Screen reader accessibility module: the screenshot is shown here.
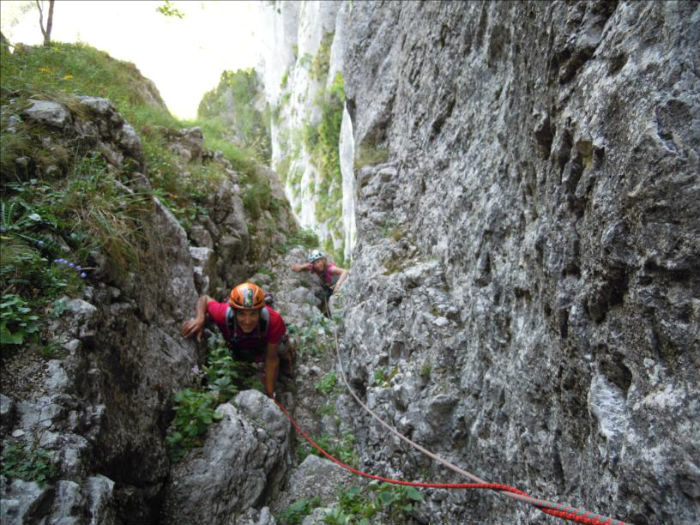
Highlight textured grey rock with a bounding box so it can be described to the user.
[272,454,355,515]
[160,392,290,525]
[338,2,700,524]
[23,99,72,128]
[0,478,52,525]
[238,506,277,525]
[0,394,14,434]
[190,245,215,295]
[1,95,201,523]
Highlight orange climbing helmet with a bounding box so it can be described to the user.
[229,282,266,310]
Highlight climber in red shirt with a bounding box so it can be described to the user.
[181,282,293,398]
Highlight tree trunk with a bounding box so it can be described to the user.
[36,0,55,48]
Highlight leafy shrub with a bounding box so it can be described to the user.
[0,293,39,345]
[277,496,322,525]
[203,342,260,401]
[297,431,358,468]
[324,482,423,525]
[166,335,260,462]
[165,388,221,462]
[1,442,57,485]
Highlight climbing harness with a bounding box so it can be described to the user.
[272,324,634,525]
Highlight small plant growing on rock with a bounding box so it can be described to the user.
[0,293,39,345]
[316,371,337,396]
[276,495,322,525]
[419,362,432,381]
[324,482,423,525]
[166,335,260,462]
[165,388,221,462]
[318,402,336,416]
[1,442,57,485]
[297,431,358,467]
[374,368,387,386]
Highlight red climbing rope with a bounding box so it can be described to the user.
[274,398,631,525]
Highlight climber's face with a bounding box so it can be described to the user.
[312,257,327,273]
[235,309,261,333]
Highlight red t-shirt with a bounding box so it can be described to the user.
[207,302,285,356]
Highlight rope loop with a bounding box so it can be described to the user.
[273,316,633,525]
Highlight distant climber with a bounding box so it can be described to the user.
[181,282,294,398]
[291,249,349,316]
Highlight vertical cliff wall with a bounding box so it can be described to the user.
[339,2,699,524]
[260,1,355,261]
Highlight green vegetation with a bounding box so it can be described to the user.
[311,32,334,81]
[374,366,398,387]
[1,41,172,114]
[166,387,222,463]
[316,371,338,395]
[420,361,432,381]
[1,40,284,351]
[1,442,58,485]
[287,309,335,358]
[354,143,390,171]
[0,293,40,345]
[296,431,358,467]
[324,482,423,525]
[274,227,320,255]
[373,368,387,385]
[318,402,336,416]
[380,218,397,237]
[254,265,276,283]
[275,31,346,264]
[0,152,149,350]
[156,0,185,19]
[166,335,260,462]
[304,72,345,262]
[299,52,313,69]
[183,116,284,224]
[1,150,151,353]
[277,496,322,525]
[197,68,271,164]
[0,42,170,306]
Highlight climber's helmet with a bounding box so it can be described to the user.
[307,250,326,264]
[229,282,265,310]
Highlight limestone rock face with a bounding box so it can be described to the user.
[339,2,699,525]
[271,454,355,516]
[0,93,263,524]
[160,391,290,525]
[0,84,321,522]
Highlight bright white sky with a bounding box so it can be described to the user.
[1,0,268,119]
